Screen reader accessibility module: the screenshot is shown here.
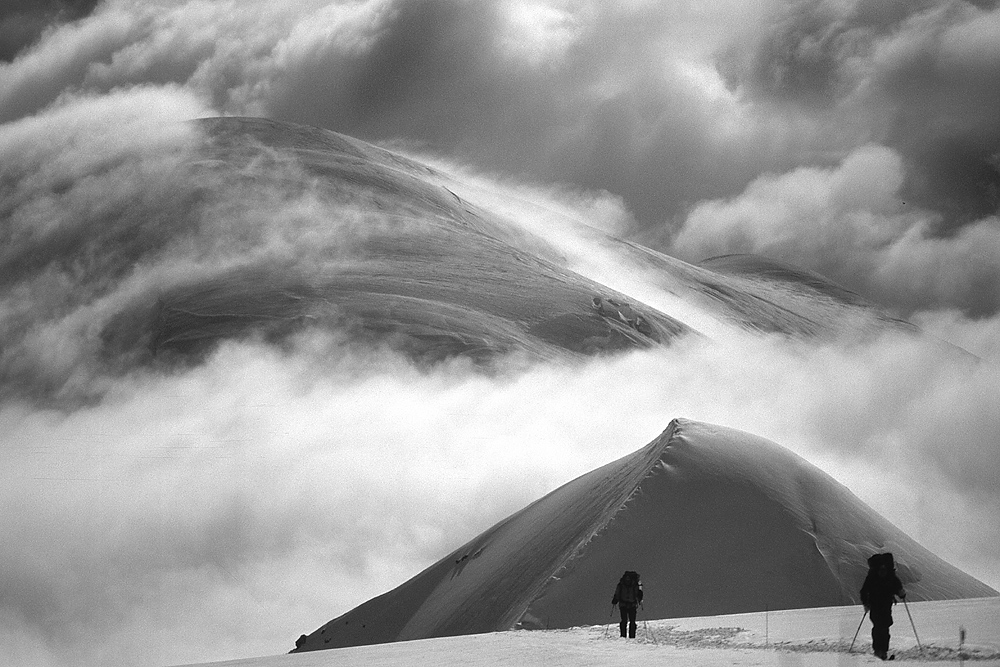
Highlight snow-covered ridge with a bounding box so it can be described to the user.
[4,115,960,406]
[294,419,996,653]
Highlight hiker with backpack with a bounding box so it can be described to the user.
[860,552,906,660]
[611,570,643,638]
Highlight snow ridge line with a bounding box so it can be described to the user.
[515,420,681,621]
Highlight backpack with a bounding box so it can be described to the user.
[867,552,895,571]
[618,571,642,604]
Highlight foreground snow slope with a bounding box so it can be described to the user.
[293,419,995,652]
[176,597,1000,666]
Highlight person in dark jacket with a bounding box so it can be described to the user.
[860,553,906,660]
[611,570,643,638]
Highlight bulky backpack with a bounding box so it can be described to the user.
[619,571,642,603]
[867,552,895,571]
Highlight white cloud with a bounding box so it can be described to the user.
[673,144,1000,316]
[497,0,582,68]
[3,315,999,665]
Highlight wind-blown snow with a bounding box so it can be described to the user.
[4,115,931,406]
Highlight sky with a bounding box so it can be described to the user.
[0,1,999,666]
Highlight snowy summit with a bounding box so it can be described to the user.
[293,419,996,652]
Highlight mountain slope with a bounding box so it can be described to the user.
[102,116,691,369]
[3,115,955,404]
[294,418,996,652]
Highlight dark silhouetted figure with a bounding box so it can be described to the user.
[860,552,906,660]
[611,570,643,638]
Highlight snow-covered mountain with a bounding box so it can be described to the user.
[294,419,996,652]
[18,115,938,405]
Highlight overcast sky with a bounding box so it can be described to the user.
[1,2,999,666]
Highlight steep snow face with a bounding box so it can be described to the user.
[100,117,690,376]
[521,420,996,627]
[295,419,996,652]
[294,423,668,650]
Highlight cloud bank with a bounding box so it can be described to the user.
[673,143,1000,317]
[2,325,998,666]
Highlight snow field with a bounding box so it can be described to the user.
[175,597,1000,666]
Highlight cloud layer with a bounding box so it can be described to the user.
[3,324,998,665]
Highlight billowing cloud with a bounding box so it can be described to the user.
[673,143,1000,317]
[3,0,994,315]
[0,0,802,228]
[0,0,101,62]
[0,86,214,401]
[719,0,1000,226]
[3,320,999,665]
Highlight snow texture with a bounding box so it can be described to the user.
[175,597,1000,666]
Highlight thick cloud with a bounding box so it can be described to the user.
[3,318,999,665]
[0,0,802,229]
[0,0,100,62]
[2,0,996,307]
[3,0,995,316]
[719,0,1000,226]
[673,143,1000,317]
[0,86,213,401]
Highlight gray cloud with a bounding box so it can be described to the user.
[5,0,996,318]
[0,87,213,401]
[0,0,100,62]
[719,0,1000,228]
[0,1,796,227]
[672,143,1000,317]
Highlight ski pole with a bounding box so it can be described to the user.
[902,597,922,651]
[849,610,868,653]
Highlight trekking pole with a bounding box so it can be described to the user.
[902,598,922,652]
[849,610,868,653]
